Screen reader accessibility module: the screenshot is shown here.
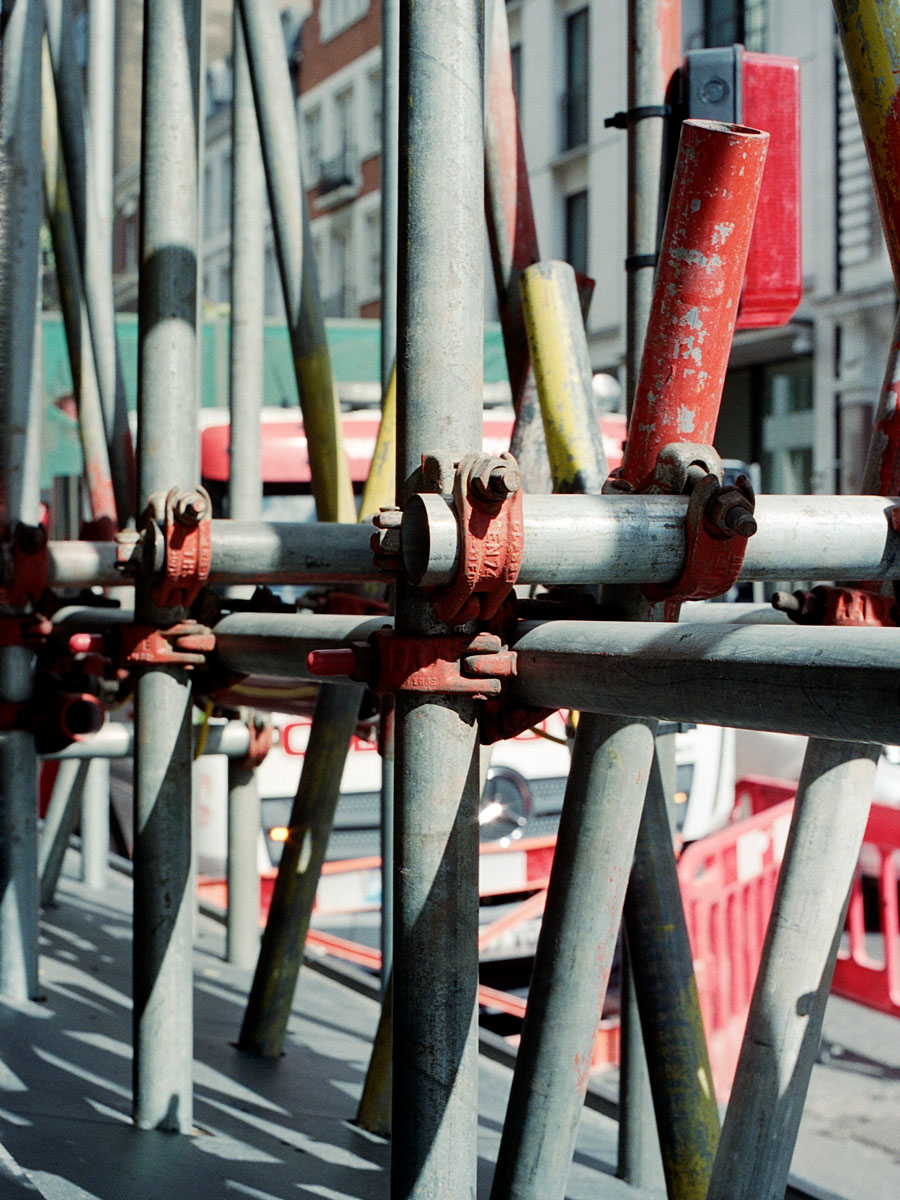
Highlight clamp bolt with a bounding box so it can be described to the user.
[174,491,210,525]
[471,454,522,501]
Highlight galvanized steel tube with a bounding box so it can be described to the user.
[228,15,264,527]
[41,43,117,530]
[497,621,900,744]
[132,0,202,1134]
[519,261,608,493]
[490,717,656,1199]
[380,0,400,389]
[833,0,900,292]
[621,119,768,488]
[45,0,133,524]
[707,740,880,1200]
[0,0,43,1005]
[80,758,109,889]
[405,492,900,586]
[236,0,354,524]
[226,756,261,971]
[393,0,485,1193]
[38,759,89,907]
[623,755,719,1199]
[484,0,549,491]
[238,683,363,1055]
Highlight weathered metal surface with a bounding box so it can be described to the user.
[238,682,363,1056]
[484,0,550,492]
[490,716,657,1199]
[236,0,355,524]
[392,0,484,1194]
[708,741,880,1200]
[519,262,608,494]
[623,754,719,1200]
[41,43,117,533]
[620,119,768,488]
[833,0,900,290]
[228,14,265,528]
[44,0,134,524]
[132,0,202,1134]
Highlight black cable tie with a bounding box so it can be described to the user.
[625,253,659,272]
[604,104,671,130]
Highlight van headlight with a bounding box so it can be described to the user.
[479,767,533,842]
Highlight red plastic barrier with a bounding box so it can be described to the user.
[833,803,900,1018]
[678,798,793,1099]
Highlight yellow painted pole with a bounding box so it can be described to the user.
[519,260,608,493]
[833,0,900,288]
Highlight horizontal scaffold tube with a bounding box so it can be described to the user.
[499,621,900,744]
[33,493,900,590]
[39,520,380,588]
[211,612,900,744]
[404,492,900,586]
[41,720,254,760]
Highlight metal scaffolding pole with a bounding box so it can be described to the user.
[80,758,109,890]
[224,10,265,972]
[391,0,484,1193]
[0,0,44,1004]
[484,0,550,491]
[32,491,900,591]
[41,40,118,532]
[490,717,656,1199]
[237,682,363,1054]
[707,15,900,1188]
[38,759,89,907]
[236,0,355,525]
[132,0,202,1133]
[707,742,880,1200]
[45,0,134,524]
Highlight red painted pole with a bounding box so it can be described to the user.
[621,120,769,490]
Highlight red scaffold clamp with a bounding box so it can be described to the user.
[149,488,213,611]
[642,471,757,608]
[428,452,525,625]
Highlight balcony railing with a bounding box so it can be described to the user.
[559,85,588,152]
[317,144,357,196]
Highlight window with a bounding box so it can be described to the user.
[368,70,383,155]
[319,0,369,44]
[335,87,355,155]
[704,1,767,52]
[561,8,589,150]
[510,43,523,105]
[304,107,322,185]
[364,209,381,301]
[565,190,588,277]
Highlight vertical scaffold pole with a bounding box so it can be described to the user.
[0,0,44,1004]
[489,717,656,1200]
[620,8,682,1179]
[236,0,355,525]
[392,0,484,1195]
[491,250,654,1200]
[707,742,879,1200]
[132,0,202,1133]
[45,0,134,525]
[709,12,900,1191]
[225,11,265,972]
[484,0,551,491]
[614,115,767,1200]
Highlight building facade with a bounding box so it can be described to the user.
[510,0,894,495]
[111,1,896,497]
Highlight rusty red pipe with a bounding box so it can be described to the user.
[621,119,769,490]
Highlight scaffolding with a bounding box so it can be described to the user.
[1,1,899,1198]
